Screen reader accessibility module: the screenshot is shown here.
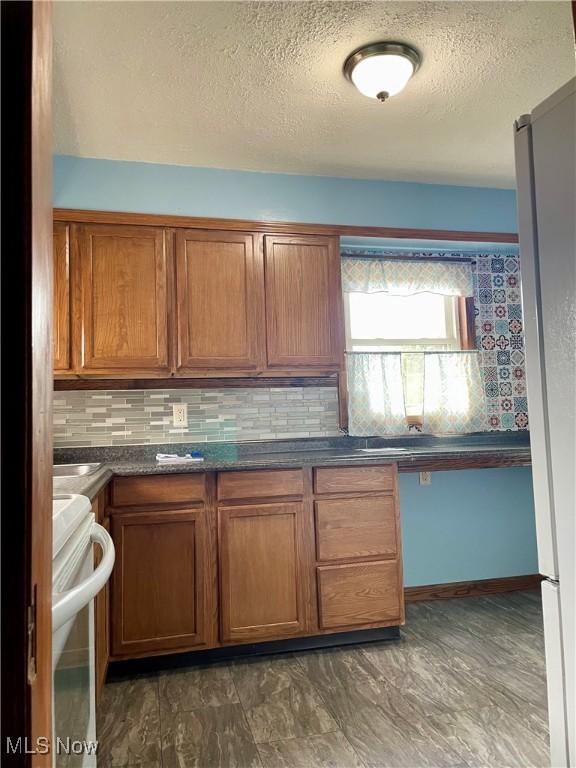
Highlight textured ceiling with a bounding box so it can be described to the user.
[54,1,575,187]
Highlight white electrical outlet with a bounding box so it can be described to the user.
[172,403,188,427]
[419,471,432,486]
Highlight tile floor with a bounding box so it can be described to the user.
[97,591,548,768]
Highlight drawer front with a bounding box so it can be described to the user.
[315,497,397,562]
[317,561,401,630]
[218,469,304,501]
[314,465,395,495]
[111,473,206,507]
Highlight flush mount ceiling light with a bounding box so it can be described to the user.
[344,42,421,102]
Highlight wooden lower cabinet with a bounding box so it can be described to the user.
[110,507,213,657]
[106,464,403,661]
[313,464,404,633]
[218,502,310,643]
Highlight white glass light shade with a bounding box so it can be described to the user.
[351,54,415,99]
[344,43,421,102]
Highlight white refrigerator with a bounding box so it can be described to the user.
[514,77,575,768]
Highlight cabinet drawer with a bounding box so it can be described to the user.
[317,561,401,630]
[314,465,395,495]
[315,497,397,562]
[111,474,206,507]
[218,469,304,501]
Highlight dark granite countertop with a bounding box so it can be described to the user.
[53,433,531,501]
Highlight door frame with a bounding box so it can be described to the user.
[1,1,53,764]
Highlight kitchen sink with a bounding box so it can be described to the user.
[53,463,102,478]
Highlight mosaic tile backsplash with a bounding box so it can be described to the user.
[53,387,341,447]
[473,253,528,431]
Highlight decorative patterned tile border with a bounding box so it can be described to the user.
[473,253,528,431]
[53,386,341,447]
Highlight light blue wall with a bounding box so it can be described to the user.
[53,154,536,586]
[400,467,537,586]
[54,155,517,232]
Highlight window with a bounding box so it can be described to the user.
[345,292,461,349]
[345,291,472,420]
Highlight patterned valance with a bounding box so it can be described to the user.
[341,256,474,297]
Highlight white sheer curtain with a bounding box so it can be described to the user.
[346,353,408,436]
[423,352,487,433]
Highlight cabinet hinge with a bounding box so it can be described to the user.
[27,586,37,683]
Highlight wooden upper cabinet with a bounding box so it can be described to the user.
[53,222,71,373]
[175,230,264,373]
[73,224,170,375]
[264,235,343,369]
[55,218,346,379]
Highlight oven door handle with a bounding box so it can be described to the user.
[52,523,115,631]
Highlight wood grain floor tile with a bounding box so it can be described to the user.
[97,762,161,768]
[96,676,161,767]
[339,704,467,768]
[365,647,494,718]
[490,631,546,671]
[430,705,549,768]
[159,663,239,712]
[297,645,423,724]
[485,590,543,616]
[429,628,522,671]
[231,655,338,744]
[470,660,548,710]
[257,731,364,768]
[476,593,543,631]
[464,662,549,741]
[425,597,536,637]
[98,593,549,768]
[161,703,262,768]
[363,628,517,679]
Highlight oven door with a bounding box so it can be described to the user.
[52,520,114,767]
[53,546,96,767]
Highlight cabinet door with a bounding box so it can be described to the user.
[53,222,71,373]
[264,235,343,368]
[175,229,264,372]
[219,502,309,643]
[73,224,170,375]
[111,508,211,657]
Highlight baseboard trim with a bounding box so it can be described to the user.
[404,574,543,602]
